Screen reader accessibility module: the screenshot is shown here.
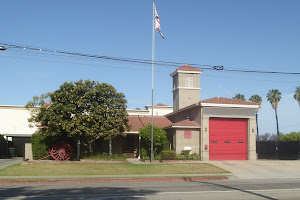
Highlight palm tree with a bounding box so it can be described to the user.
[249,95,262,138]
[266,89,282,140]
[232,94,246,101]
[294,86,300,106]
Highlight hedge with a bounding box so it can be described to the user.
[161,150,176,160]
[31,132,49,160]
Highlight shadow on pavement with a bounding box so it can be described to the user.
[0,185,157,200]
[185,179,278,200]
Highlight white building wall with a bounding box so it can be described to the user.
[128,106,173,116]
[0,104,173,137]
[0,106,37,137]
[145,106,173,116]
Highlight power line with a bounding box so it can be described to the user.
[1,53,299,85]
[1,41,300,75]
[1,42,212,69]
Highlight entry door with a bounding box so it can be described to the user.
[209,118,247,160]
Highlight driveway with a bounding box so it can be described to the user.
[0,157,23,170]
[208,160,300,180]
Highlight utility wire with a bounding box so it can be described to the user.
[1,41,300,75]
[1,53,299,84]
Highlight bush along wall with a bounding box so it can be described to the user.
[31,131,76,160]
[139,125,170,160]
[161,151,176,160]
[31,132,49,160]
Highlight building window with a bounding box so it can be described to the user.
[173,76,178,89]
[185,77,193,88]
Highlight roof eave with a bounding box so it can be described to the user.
[164,126,200,129]
[200,103,260,109]
[165,103,199,117]
[170,70,202,77]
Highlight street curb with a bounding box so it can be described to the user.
[0,176,228,185]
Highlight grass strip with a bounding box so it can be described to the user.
[0,162,229,176]
[0,176,229,182]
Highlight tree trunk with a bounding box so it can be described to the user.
[275,108,280,140]
[81,139,94,156]
[109,139,112,155]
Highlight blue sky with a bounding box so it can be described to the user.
[1,0,300,134]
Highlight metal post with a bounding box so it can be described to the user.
[150,0,155,163]
[77,139,81,161]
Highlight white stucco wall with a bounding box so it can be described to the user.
[128,106,173,116]
[145,106,173,116]
[0,106,37,137]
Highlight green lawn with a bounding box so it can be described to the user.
[0,162,229,176]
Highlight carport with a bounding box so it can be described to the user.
[1,134,31,157]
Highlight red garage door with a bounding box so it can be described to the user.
[209,118,248,160]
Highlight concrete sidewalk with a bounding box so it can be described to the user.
[208,160,300,179]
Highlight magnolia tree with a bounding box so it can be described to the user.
[26,80,130,154]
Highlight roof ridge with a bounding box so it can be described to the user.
[200,96,260,105]
[128,115,166,118]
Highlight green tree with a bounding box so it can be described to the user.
[294,86,300,106]
[279,132,300,142]
[232,94,246,101]
[249,94,262,137]
[249,94,262,104]
[139,125,169,159]
[266,89,282,140]
[26,80,130,154]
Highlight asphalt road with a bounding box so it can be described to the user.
[1,178,300,200]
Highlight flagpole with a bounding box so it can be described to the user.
[150,0,155,163]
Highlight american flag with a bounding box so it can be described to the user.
[155,3,165,39]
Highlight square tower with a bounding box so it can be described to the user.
[170,64,202,111]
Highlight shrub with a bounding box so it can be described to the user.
[176,153,201,160]
[175,154,185,160]
[188,153,201,160]
[140,147,148,160]
[181,150,191,156]
[31,131,49,160]
[161,150,176,160]
[82,153,127,160]
[162,142,170,151]
[139,125,169,157]
[0,134,7,157]
[31,130,76,160]
[154,154,162,160]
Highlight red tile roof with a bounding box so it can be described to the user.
[166,119,200,128]
[200,97,260,106]
[128,115,172,132]
[177,64,203,72]
[155,103,167,106]
[166,97,260,117]
[170,64,203,76]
